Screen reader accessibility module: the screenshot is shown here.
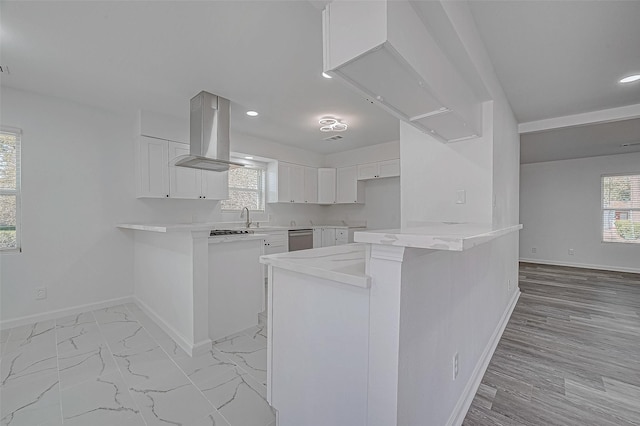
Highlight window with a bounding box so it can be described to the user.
[0,128,21,251]
[602,173,640,243]
[220,163,266,211]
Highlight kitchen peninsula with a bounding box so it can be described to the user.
[117,222,267,356]
[261,222,522,426]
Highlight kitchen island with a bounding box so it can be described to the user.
[117,223,266,356]
[260,222,522,426]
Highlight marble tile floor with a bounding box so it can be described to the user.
[0,303,275,426]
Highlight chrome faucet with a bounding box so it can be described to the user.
[240,207,252,228]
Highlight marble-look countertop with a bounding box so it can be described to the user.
[260,244,370,288]
[116,222,365,233]
[208,233,267,244]
[354,222,523,251]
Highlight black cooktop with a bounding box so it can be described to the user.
[210,229,252,236]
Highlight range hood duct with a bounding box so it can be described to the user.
[173,91,244,172]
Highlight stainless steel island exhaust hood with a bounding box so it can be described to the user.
[173,91,244,172]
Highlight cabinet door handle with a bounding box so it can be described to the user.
[166,194,169,197]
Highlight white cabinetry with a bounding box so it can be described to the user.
[268,162,317,203]
[357,159,400,180]
[168,142,228,199]
[304,167,318,203]
[262,230,289,276]
[313,227,348,248]
[317,168,337,204]
[336,166,364,204]
[137,136,170,198]
[263,230,288,255]
[335,229,348,245]
[136,137,227,199]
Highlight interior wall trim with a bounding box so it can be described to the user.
[446,289,521,426]
[519,258,640,275]
[0,295,134,330]
[133,296,212,357]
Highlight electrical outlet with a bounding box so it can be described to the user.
[456,190,466,205]
[568,248,575,256]
[35,287,47,300]
[531,247,537,254]
[453,352,459,380]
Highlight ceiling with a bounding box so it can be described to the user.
[469,0,640,163]
[1,1,639,161]
[0,1,399,154]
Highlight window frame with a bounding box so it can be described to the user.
[220,160,267,213]
[0,127,22,253]
[601,172,640,244]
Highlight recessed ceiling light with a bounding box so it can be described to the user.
[246,111,259,117]
[244,156,254,160]
[619,74,640,84]
[322,72,332,79]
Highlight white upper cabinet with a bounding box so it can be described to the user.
[304,167,318,203]
[322,1,481,142]
[169,142,202,199]
[137,136,169,198]
[317,168,337,204]
[336,166,364,204]
[357,159,400,180]
[268,161,313,203]
[170,142,229,200]
[201,170,229,200]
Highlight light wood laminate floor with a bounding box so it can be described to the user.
[464,263,640,426]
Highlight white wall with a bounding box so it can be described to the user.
[0,88,139,323]
[400,106,493,227]
[325,177,400,230]
[520,152,640,273]
[324,140,401,230]
[324,140,399,168]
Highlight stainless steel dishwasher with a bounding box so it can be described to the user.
[288,229,313,251]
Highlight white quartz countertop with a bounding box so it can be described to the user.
[208,233,267,244]
[116,222,365,233]
[260,244,370,288]
[354,223,522,251]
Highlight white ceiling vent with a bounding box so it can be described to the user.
[0,65,10,74]
[323,134,344,141]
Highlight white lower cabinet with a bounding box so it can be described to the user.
[263,230,289,274]
[314,227,346,248]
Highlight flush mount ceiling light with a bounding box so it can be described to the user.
[619,74,640,84]
[322,72,332,79]
[319,117,348,132]
[246,111,259,117]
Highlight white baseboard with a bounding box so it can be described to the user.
[446,289,521,426]
[133,296,212,357]
[519,258,640,274]
[0,296,134,330]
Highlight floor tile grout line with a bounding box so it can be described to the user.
[122,302,233,426]
[53,318,65,425]
[91,307,149,426]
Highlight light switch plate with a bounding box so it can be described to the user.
[456,190,466,204]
